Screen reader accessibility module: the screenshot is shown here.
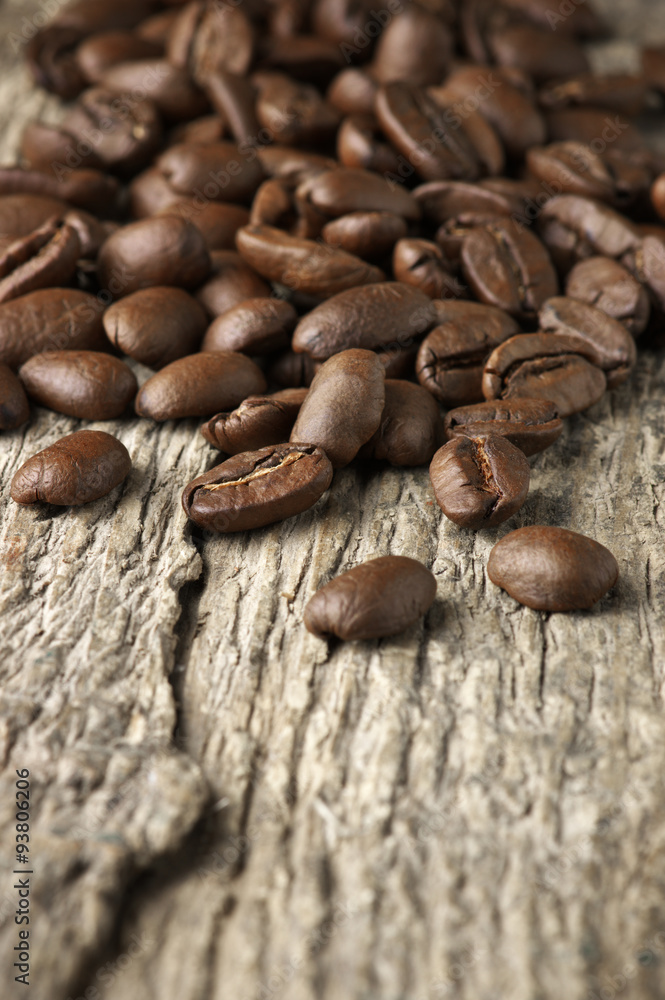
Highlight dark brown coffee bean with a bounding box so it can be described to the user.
[63,209,113,260]
[235,225,384,299]
[482,332,607,417]
[392,239,466,299]
[135,351,267,421]
[425,85,506,178]
[99,60,208,122]
[0,364,30,431]
[290,348,385,468]
[75,30,163,84]
[196,250,271,318]
[312,0,383,47]
[370,7,453,87]
[538,296,636,388]
[633,235,665,313]
[201,388,308,454]
[461,218,558,321]
[157,199,249,251]
[487,22,589,82]
[336,115,402,176]
[170,114,227,147]
[538,195,642,274]
[303,167,421,221]
[202,298,297,356]
[444,399,563,457]
[545,108,645,154]
[253,71,340,148]
[156,143,264,205]
[526,142,646,208]
[19,121,104,173]
[182,4,255,86]
[25,25,88,100]
[256,146,337,180]
[250,177,301,232]
[487,526,619,611]
[538,74,648,116]
[565,257,650,337]
[62,88,163,176]
[416,301,520,407]
[0,219,80,305]
[19,351,137,420]
[430,434,530,530]
[0,289,106,370]
[0,195,71,246]
[129,168,181,219]
[322,212,407,260]
[327,69,377,117]
[203,71,260,147]
[97,217,211,298]
[268,349,319,388]
[258,36,345,88]
[0,167,120,217]
[292,282,437,360]
[359,380,441,467]
[103,287,208,370]
[182,442,333,532]
[652,173,665,222]
[11,429,131,506]
[414,179,520,227]
[303,556,437,641]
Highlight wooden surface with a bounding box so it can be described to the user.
[2,3,665,999]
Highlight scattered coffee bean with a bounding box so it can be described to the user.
[19,351,137,420]
[196,250,271,318]
[393,238,465,299]
[444,399,563,457]
[359,380,442,467]
[201,388,308,454]
[321,212,407,260]
[565,257,650,337]
[487,525,619,611]
[0,288,107,370]
[538,296,636,388]
[303,556,437,640]
[201,298,297,356]
[104,287,208,369]
[0,363,30,430]
[0,218,80,305]
[98,216,211,297]
[136,351,267,421]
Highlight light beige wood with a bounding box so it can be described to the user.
[1,4,665,999]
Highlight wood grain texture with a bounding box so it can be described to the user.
[1,3,665,999]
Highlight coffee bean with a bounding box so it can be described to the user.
[416,301,520,407]
[538,73,648,117]
[182,442,333,532]
[0,167,120,217]
[538,195,641,273]
[0,289,107,370]
[201,298,297,356]
[393,239,466,299]
[255,36,344,88]
[268,349,319,389]
[201,388,308,454]
[25,25,87,100]
[336,115,401,176]
[413,179,520,227]
[0,363,30,430]
[359,380,442,467]
[538,296,636,388]
[196,250,271,318]
[136,351,267,421]
[255,70,340,146]
[292,282,437,360]
[430,434,530,530]
[461,218,558,320]
[482,332,607,417]
[545,107,645,154]
[19,121,104,173]
[11,429,131,506]
[129,168,182,219]
[19,350,137,420]
[565,257,650,337]
[425,84,506,177]
[444,399,563,457]
[632,235,665,313]
[63,87,163,176]
[328,69,378,117]
[303,556,437,640]
[156,143,265,205]
[170,114,226,147]
[99,60,208,122]
[204,71,260,147]
[487,22,589,82]
[188,5,255,85]
[75,30,163,84]
[0,195,70,246]
[104,287,208,369]
[321,212,407,260]
[98,216,211,298]
[487,525,619,611]
[256,146,337,180]
[0,219,80,305]
[526,142,645,207]
[370,6,453,87]
[235,224,385,298]
[290,348,385,468]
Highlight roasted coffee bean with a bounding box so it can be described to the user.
[538,195,642,274]
[303,167,420,221]
[0,195,71,247]
[258,36,345,87]
[444,399,563,457]
[429,434,530,530]
[359,380,441,467]
[201,388,308,453]
[526,142,646,207]
[392,239,466,299]
[268,349,319,388]
[235,225,384,298]
[0,289,106,370]
[322,212,407,260]
[487,525,619,611]
[250,177,302,232]
[0,219,80,305]
[375,82,488,183]
[482,332,607,417]
[546,109,647,159]
[336,115,401,176]
[425,85,506,178]
[487,21,589,82]
[416,301,520,407]
[98,217,211,298]
[202,298,297,356]
[99,61,208,122]
[196,250,271,317]
[461,218,558,320]
[19,351,137,420]
[254,71,340,148]
[170,114,227,147]
[0,363,30,431]
[632,235,665,313]
[129,168,182,219]
[413,180,520,227]
[63,88,163,177]
[538,73,648,116]
[11,429,131,506]
[137,8,182,45]
[256,146,337,180]
[19,121,104,173]
[25,25,87,100]
[327,68,377,116]
[303,556,437,641]
[499,0,604,37]
[290,349,385,468]
[565,257,650,337]
[135,351,267,421]
[179,4,255,86]
[182,442,333,532]
[157,199,249,251]
[63,209,113,260]
[652,172,665,221]
[538,296,636,388]
[75,30,163,84]
[292,282,436,360]
[0,167,120,217]
[156,143,264,205]
[204,71,260,147]
[104,288,208,370]
[370,7,453,87]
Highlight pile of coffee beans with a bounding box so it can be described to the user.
[4,0,665,631]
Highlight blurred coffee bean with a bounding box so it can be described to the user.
[75,30,163,83]
[62,88,163,176]
[137,8,182,46]
[370,7,453,87]
[173,3,255,85]
[202,298,297,355]
[322,212,407,260]
[538,296,636,388]
[487,21,589,82]
[170,114,227,146]
[201,387,308,453]
[0,196,71,246]
[104,287,208,369]
[253,71,340,147]
[336,115,402,175]
[538,195,642,273]
[196,250,271,317]
[0,288,106,369]
[327,68,377,116]
[19,350,137,420]
[393,239,465,299]
[303,167,420,221]
[19,121,104,173]
[538,74,648,116]
[643,46,665,94]
[0,363,30,430]
[545,108,645,154]
[158,199,249,251]
[414,179,521,228]
[526,142,647,207]
[136,351,267,421]
[98,216,211,297]
[258,36,345,87]
[0,167,120,217]
[256,146,337,180]
[204,72,260,147]
[444,399,563,457]
[99,60,209,122]
[359,380,442,467]
[0,219,80,305]
[156,142,265,204]
[268,349,319,388]
[565,257,650,337]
